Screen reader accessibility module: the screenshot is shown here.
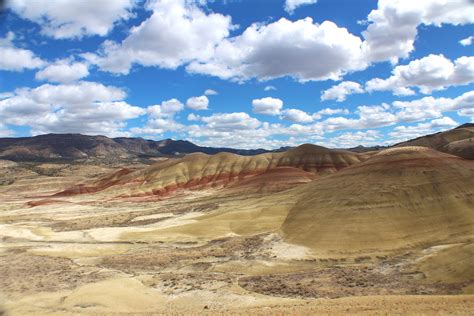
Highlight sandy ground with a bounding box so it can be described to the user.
[1,162,473,315]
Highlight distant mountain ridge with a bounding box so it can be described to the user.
[0,123,473,162]
[0,133,283,162]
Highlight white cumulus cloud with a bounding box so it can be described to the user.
[389,117,458,142]
[0,82,144,136]
[459,36,473,46]
[318,108,350,116]
[284,0,318,14]
[133,99,185,136]
[186,95,209,110]
[325,130,381,148]
[281,109,314,123]
[362,0,474,64]
[321,81,364,102]
[8,0,136,39]
[0,32,45,71]
[252,97,284,115]
[87,0,233,74]
[204,89,218,95]
[200,112,261,131]
[187,18,366,82]
[147,99,184,118]
[366,55,474,95]
[35,59,89,83]
[324,104,397,131]
[264,85,277,91]
[366,54,474,95]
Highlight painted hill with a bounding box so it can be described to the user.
[55,144,369,197]
[113,145,474,260]
[394,123,474,159]
[280,146,474,253]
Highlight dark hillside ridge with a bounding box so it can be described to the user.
[0,134,283,162]
[393,123,474,160]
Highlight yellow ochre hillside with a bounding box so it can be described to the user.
[281,146,474,253]
[57,144,370,197]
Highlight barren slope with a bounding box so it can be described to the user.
[56,144,368,197]
[281,147,474,253]
[2,146,474,315]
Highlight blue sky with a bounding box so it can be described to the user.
[0,0,473,149]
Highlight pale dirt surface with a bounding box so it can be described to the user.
[1,159,473,315]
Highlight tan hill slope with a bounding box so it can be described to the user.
[280,146,474,253]
[55,144,369,197]
[119,146,474,260]
[395,123,474,159]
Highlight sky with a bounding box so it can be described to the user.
[0,0,473,149]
